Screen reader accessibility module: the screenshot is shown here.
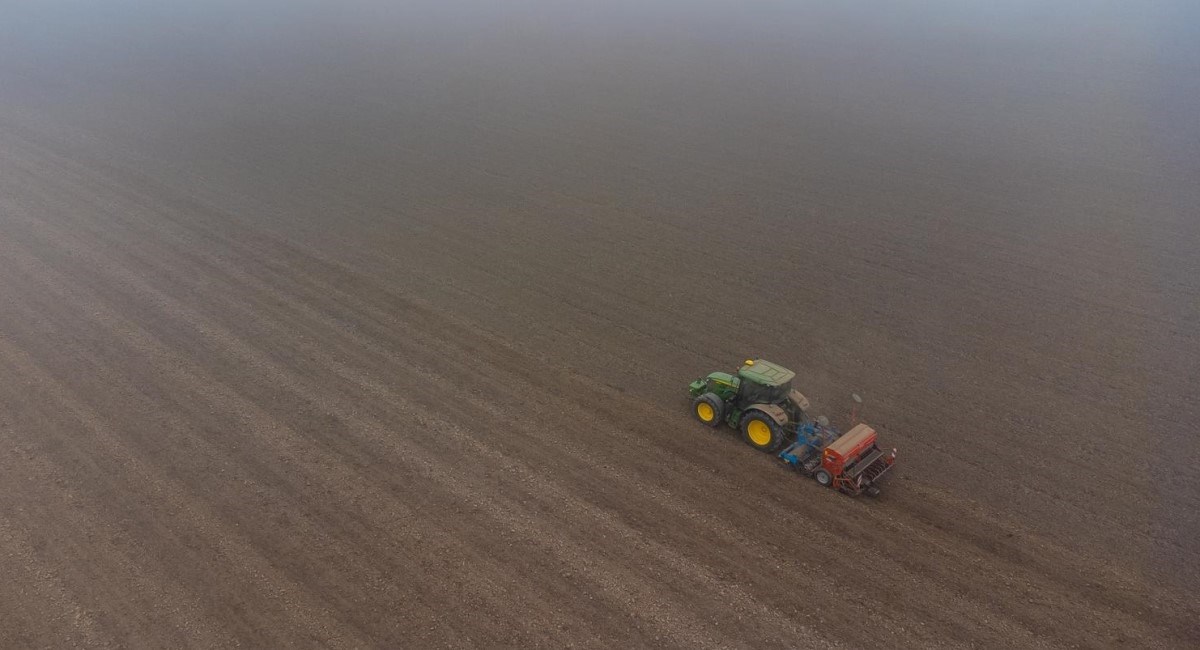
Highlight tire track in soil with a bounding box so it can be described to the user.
[0,241,650,646]
[1,175,834,647]
[3,11,1200,643]
[4,142,1195,647]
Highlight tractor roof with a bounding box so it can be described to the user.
[737,359,795,386]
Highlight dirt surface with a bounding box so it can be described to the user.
[2,1,1198,647]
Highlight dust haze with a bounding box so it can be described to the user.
[2,0,1198,646]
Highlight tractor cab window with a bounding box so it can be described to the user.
[738,380,791,406]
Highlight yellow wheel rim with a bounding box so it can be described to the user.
[746,419,772,447]
[696,402,715,422]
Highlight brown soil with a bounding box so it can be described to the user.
[1,2,1197,647]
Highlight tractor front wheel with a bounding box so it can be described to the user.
[692,393,724,427]
[740,411,786,453]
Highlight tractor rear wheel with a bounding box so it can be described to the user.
[692,393,724,427]
[740,411,786,453]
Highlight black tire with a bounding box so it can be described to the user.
[691,393,724,427]
[814,469,833,487]
[739,411,786,453]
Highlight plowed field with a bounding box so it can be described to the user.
[2,2,1198,647]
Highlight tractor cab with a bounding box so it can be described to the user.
[737,360,811,417]
[736,360,793,405]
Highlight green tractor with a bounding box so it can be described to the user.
[687,359,812,453]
